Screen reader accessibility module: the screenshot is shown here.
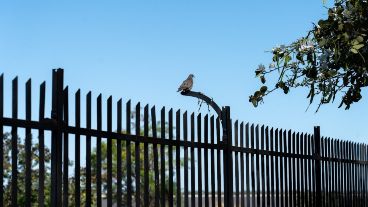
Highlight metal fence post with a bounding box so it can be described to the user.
[223,106,233,207]
[51,69,64,207]
[314,126,322,206]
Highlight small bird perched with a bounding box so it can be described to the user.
[177,74,194,92]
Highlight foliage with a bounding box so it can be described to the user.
[2,133,52,207]
[250,0,368,110]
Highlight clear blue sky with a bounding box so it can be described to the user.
[1,0,366,144]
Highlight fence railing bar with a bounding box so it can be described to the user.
[62,87,69,207]
[38,81,46,207]
[279,130,284,207]
[135,102,141,207]
[234,120,239,207]
[250,124,255,207]
[96,94,102,207]
[86,92,92,207]
[216,117,222,207]
[144,105,150,207]
[284,130,289,207]
[107,96,113,207]
[210,116,215,207]
[176,110,181,207]
[303,133,308,207]
[151,106,160,207]
[261,125,265,207]
[183,111,189,207]
[197,113,203,207]
[11,77,18,207]
[265,126,270,207]
[126,100,132,207]
[168,109,174,207]
[299,133,304,207]
[0,74,3,207]
[190,113,195,207]
[292,132,296,207]
[25,79,32,207]
[240,122,245,207]
[288,131,293,207]
[274,128,279,207]
[245,123,250,207]
[75,90,81,207]
[116,99,123,207]
[160,107,166,207]
[204,114,209,207]
[255,125,261,207]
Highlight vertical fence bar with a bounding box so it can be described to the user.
[183,112,189,207]
[274,129,279,207]
[107,96,113,207]
[0,74,3,207]
[284,130,289,207]
[288,131,293,207]
[204,115,209,207]
[245,123,250,207]
[96,95,102,207]
[144,105,150,207]
[38,82,46,207]
[280,130,284,207]
[25,79,32,207]
[197,113,203,207]
[299,133,304,206]
[210,116,215,207]
[261,125,265,207]
[295,133,300,207]
[240,122,245,207]
[168,109,174,207]
[75,90,81,207]
[126,100,132,207]
[255,125,261,207]
[152,106,160,207]
[135,102,141,207]
[250,124,256,207]
[86,92,92,207]
[266,126,270,207]
[223,106,233,207]
[51,69,63,207]
[216,117,222,207]
[292,133,296,207]
[116,99,122,207]
[176,110,181,207]
[304,134,308,207]
[235,121,239,207]
[314,126,322,206]
[190,113,195,207]
[62,87,69,207]
[11,77,18,207]
[160,107,166,207]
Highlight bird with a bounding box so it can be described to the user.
[177,74,194,92]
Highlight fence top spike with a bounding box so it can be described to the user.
[234,120,238,125]
[12,76,18,82]
[183,110,187,116]
[40,81,46,88]
[144,104,149,110]
[161,106,165,113]
[265,126,268,131]
[250,123,254,128]
[126,99,131,105]
[26,78,31,85]
[270,127,273,132]
[117,98,122,104]
[176,109,180,114]
[75,89,81,95]
[63,86,68,92]
[151,105,156,111]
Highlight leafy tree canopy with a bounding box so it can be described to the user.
[250,0,368,111]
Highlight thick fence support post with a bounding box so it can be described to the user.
[51,69,64,207]
[314,126,322,206]
[223,106,233,207]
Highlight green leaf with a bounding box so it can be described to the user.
[350,48,358,54]
[353,44,364,50]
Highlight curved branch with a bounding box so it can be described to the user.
[180,90,222,119]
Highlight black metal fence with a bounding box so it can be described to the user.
[0,69,367,207]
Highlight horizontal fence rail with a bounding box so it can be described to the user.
[0,69,367,207]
